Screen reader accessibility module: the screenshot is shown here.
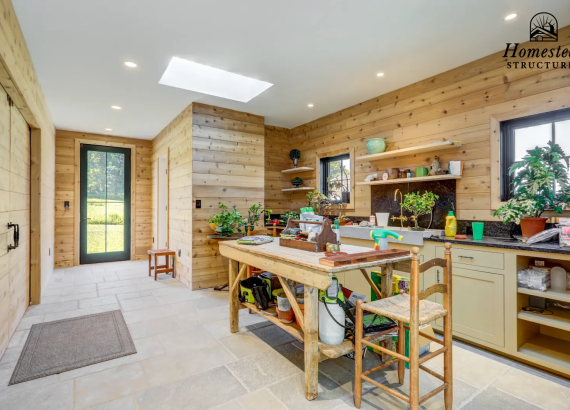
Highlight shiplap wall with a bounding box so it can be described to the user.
[191,103,265,290]
[264,125,291,214]
[152,105,193,288]
[289,25,570,220]
[54,130,152,267]
[0,0,55,358]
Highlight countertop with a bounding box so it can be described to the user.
[427,235,570,255]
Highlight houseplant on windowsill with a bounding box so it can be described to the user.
[306,190,331,215]
[401,191,439,231]
[494,141,570,238]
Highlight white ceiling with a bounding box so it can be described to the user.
[13,0,570,139]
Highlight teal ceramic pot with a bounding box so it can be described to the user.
[366,138,386,154]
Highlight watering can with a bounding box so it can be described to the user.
[370,229,404,251]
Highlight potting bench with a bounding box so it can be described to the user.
[218,240,412,401]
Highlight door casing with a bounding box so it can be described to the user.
[157,154,169,249]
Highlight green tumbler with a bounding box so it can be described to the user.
[472,222,484,241]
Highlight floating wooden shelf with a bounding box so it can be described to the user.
[281,187,316,192]
[518,306,570,332]
[518,334,570,372]
[356,175,461,186]
[242,302,354,358]
[357,141,462,161]
[518,287,570,304]
[281,167,314,174]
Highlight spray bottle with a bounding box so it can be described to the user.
[370,229,404,251]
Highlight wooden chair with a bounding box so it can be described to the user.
[148,249,176,281]
[354,243,453,410]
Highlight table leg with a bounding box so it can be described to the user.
[304,285,319,400]
[229,259,240,333]
[381,264,394,362]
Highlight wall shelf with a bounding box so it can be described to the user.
[356,141,462,161]
[356,174,461,186]
[518,287,570,304]
[281,167,314,174]
[282,187,315,192]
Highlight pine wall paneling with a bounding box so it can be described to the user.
[54,130,152,267]
[0,0,56,358]
[264,125,291,214]
[288,25,570,221]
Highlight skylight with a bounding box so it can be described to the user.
[159,57,273,103]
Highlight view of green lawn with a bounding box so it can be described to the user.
[87,199,124,254]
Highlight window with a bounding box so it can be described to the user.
[321,154,351,204]
[500,108,570,201]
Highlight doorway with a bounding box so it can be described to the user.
[79,144,131,264]
[157,154,168,249]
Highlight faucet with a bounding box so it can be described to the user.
[391,189,409,228]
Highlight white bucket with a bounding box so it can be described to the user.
[276,292,291,311]
[319,301,345,345]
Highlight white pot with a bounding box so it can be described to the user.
[319,301,345,345]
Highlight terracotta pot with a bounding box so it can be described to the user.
[277,307,294,324]
[295,303,305,328]
[208,223,218,233]
[338,219,348,226]
[520,217,548,238]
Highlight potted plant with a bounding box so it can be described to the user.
[494,141,570,238]
[306,190,330,215]
[207,204,244,237]
[292,177,303,187]
[401,191,439,231]
[244,203,263,233]
[280,210,299,224]
[290,149,301,168]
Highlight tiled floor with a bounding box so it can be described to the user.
[1,260,570,409]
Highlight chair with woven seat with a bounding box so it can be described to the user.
[354,243,453,410]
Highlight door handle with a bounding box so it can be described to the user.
[7,222,19,252]
[458,255,474,259]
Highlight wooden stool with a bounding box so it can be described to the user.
[148,249,176,281]
[354,243,453,410]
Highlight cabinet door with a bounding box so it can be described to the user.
[434,267,504,347]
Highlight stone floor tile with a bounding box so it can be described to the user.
[78,295,119,309]
[158,325,218,353]
[97,278,144,290]
[0,379,73,410]
[122,304,176,325]
[151,286,195,297]
[493,367,570,410]
[119,295,161,312]
[462,387,543,410]
[117,290,152,300]
[219,331,273,359]
[141,344,235,386]
[187,291,228,309]
[127,316,181,340]
[227,348,303,392]
[155,290,202,304]
[98,284,142,297]
[87,395,138,410]
[136,366,246,410]
[59,291,98,302]
[236,388,288,410]
[41,288,63,297]
[38,295,62,304]
[210,399,244,410]
[15,315,44,331]
[23,300,78,318]
[424,342,508,389]
[7,329,28,348]
[43,304,120,322]
[73,275,106,285]
[269,373,350,410]
[249,323,297,348]
[60,284,97,296]
[0,345,25,370]
[74,362,149,409]
[0,365,59,397]
[202,315,269,339]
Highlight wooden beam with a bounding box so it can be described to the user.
[277,275,304,331]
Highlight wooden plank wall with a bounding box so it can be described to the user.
[0,0,55,358]
[151,105,193,288]
[191,103,265,290]
[264,125,291,214]
[54,130,152,267]
[289,25,570,221]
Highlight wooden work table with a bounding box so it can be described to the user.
[218,240,412,400]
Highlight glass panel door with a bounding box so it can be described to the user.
[80,144,131,264]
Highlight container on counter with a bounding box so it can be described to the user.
[560,218,570,247]
[445,211,457,237]
[369,215,376,225]
[472,222,484,241]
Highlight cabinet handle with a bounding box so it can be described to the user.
[458,255,474,259]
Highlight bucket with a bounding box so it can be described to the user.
[276,291,291,312]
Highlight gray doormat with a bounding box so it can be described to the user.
[9,310,136,385]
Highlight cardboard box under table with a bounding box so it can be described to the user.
[218,240,412,401]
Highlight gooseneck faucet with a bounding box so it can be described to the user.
[391,189,408,228]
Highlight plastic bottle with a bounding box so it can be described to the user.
[332,220,340,244]
[319,277,346,345]
[445,211,457,237]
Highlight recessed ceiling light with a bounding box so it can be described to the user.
[159,57,273,103]
[377,73,384,77]
[124,62,137,68]
[505,13,517,20]
[105,128,112,131]
[111,106,122,110]
[308,104,314,108]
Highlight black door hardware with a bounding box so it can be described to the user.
[7,222,19,252]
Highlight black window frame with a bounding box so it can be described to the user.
[321,153,351,205]
[500,107,570,201]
